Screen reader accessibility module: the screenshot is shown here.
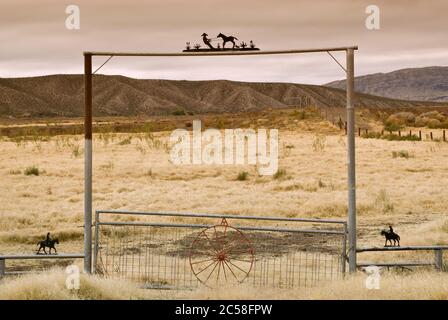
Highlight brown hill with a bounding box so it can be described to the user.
[326,66,448,102]
[0,74,442,118]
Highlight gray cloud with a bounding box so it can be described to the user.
[0,0,447,83]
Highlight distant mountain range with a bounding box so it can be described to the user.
[0,74,442,118]
[326,66,448,102]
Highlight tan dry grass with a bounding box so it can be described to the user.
[1,121,448,272]
[1,269,447,300]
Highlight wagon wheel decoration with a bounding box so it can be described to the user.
[189,218,254,287]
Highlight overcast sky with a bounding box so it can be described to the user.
[0,0,447,84]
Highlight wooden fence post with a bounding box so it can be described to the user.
[358,127,361,136]
[344,122,347,135]
[430,132,433,140]
[409,130,412,137]
[419,130,422,140]
[443,130,446,142]
[398,130,401,137]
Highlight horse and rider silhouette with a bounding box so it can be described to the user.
[381,226,400,247]
[36,232,59,254]
[201,33,239,50]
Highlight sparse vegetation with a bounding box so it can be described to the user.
[236,171,249,181]
[392,150,413,159]
[273,169,287,180]
[24,166,40,176]
[312,134,326,152]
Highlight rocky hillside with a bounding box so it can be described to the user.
[326,66,448,102]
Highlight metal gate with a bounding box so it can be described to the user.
[93,210,347,289]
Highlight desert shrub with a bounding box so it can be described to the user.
[392,150,413,159]
[236,171,249,181]
[386,112,416,126]
[375,189,394,214]
[384,134,420,141]
[362,132,383,139]
[420,111,445,121]
[427,118,442,128]
[71,144,83,158]
[24,166,39,176]
[118,136,132,145]
[172,109,186,116]
[383,121,403,132]
[273,169,287,180]
[312,134,326,152]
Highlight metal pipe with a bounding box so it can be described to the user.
[435,249,443,271]
[93,211,100,274]
[0,254,85,260]
[346,48,357,273]
[341,223,348,273]
[84,53,93,274]
[96,210,346,225]
[0,259,5,279]
[357,246,448,252]
[86,47,358,57]
[97,221,345,235]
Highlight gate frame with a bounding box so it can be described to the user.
[83,47,358,273]
[92,210,348,281]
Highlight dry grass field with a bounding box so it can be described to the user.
[1,110,447,299]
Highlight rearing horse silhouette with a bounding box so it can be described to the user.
[217,33,238,49]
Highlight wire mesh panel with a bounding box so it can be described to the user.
[94,211,347,289]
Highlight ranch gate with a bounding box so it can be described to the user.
[83,46,359,275]
[93,210,347,289]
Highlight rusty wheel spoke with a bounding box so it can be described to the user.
[223,260,239,281]
[195,259,218,276]
[204,260,220,283]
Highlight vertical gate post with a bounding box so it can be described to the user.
[341,222,348,274]
[435,249,443,271]
[346,48,357,273]
[93,211,100,274]
[0,258,5,279]
[84,53,93,274]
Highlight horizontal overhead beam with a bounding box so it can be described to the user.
[84,46,358,57]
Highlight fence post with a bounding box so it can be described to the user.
[443,130,446,142]
[84,52,93,274]
[409,130,412,137]
[419,130,422,141]
[430,132,433,140]
[0,258,5,279]
[341,223,348,274]
[398,130,401,137]
[93,211,100,274]
[358,127,361,136]
[346,48,357,273]
[435,249,443,271]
